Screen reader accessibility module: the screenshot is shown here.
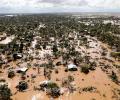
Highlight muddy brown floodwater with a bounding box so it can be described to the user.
[0,35,120,100]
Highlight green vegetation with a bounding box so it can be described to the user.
[8,70,15,78]
[46,82,60,98]
[79,86,97,93]
[40,82,60,98]
[0,84,12,100]
[68,75,74,82]
[81,63,95,74]
[16,81,28,91]
[110,52,120,59]
[82,86,97,92]
[110,71,119,84]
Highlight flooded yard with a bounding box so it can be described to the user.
[0,35,120,100]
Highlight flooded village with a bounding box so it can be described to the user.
[0,14,120,100]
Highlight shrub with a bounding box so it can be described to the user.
[81,64,90,74]
[8,70,15,78]
[110,71,119,84]
[110,52,120,59]
[46,60,54,69]
[16,81,28,91]
[82,86,96,92]
[0,79,6,82]
[81,63,96,74]
[56,62,61,66]
[46,82,60,98]
[40,82,60,98]
[65,68,68,72]
[62,79,69,87]
[55,69,59,74]
[101,51,107,56]
[89,62,96,70]
[79,86,97,94]
[0,84,12,100]
[68,75,74,82]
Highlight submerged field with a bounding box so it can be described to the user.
[0,14,120,100]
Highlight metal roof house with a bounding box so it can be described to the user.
[16,67,28,73]
[67,63,77,71]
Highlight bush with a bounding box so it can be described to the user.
[110,52,120,59]
[81,63,96,74]
[0,84,12,100]
[89,62,96,70]
[40,82,60,98]
[0,60,5,67]
[46,82,60,98]
[79,86,97,93]
[0,79,6,82]
[65,68,68,72]
[101,51,107,56]
[16,81,28,91]
[56,62,61,66]
[68,75,74,82]
[46,60,54,69]
[110,71,119,84]
[8,70,15,78]
[81,64,90,74]
[55,69,59,74]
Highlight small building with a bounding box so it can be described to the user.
[39,80,52,85]
[13,53,23,60]
[67,63,77,71]
[16,67,28,73]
